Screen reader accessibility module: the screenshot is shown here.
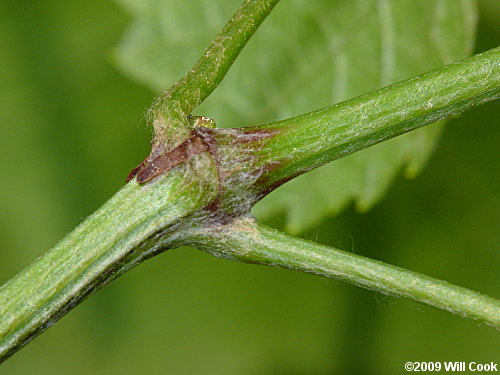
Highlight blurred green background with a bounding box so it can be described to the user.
[0,1,498,374]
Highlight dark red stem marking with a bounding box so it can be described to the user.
[126,131,209,184]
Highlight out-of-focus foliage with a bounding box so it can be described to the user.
[0,1,498,374]
[114,0,476,233]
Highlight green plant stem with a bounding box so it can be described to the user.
[0,155,218,363]
[151,0,281,146]
[222,47,500,195]
[1,1,499,363]
[190,218,500,329]
[1,0,283,362]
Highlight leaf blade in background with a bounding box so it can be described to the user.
[113,0,477,233]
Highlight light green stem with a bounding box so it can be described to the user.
[1,0,282,362]
[191,218,500,329]
[151,0,281,146]
[236,47,500,192]
[1,1,499,365]
[0,155,218,362]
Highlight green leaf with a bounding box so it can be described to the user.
[113,0,477,233]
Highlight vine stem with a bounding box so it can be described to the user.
[0,155,219,362]
[189,218,500,329]
[1,0,499,364]
[0,0,281,362]
[149,0,281,148]
[211,47,500,200]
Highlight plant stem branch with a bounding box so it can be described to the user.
[191,218,500,329]
[0,155,219,363]
[1,0,286,362]
[218,47,499,197]
[1,2,499,364]
[151,0,281,146]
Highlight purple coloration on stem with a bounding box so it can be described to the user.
[127,130,210,184]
